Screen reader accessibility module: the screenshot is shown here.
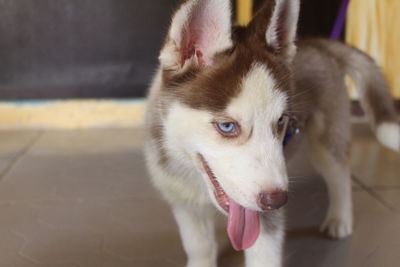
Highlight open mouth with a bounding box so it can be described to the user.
[197,153,261,251]
[198,154,230,213]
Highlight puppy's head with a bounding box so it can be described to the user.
[158,0,300,250]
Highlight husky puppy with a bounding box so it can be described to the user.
[144,0,399,266]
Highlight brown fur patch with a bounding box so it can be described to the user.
[158,0,294,114]
[162,38,294,114]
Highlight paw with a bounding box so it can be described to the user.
[320,216,353,239]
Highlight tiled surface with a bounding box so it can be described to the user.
[351,123,400,187]
[374,189,400,212]
[0,131,40,175]
[0,124,399,267]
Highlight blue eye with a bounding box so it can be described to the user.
[218,122,235,133]
[214,122,240,137]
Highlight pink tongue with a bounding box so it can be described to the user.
[227,198,260,251]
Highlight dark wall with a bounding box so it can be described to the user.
[0,0,180,100]
[254,0,343,38]
[0,0,342,100]
[298,0,343,38]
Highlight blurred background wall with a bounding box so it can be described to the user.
[0,0,180,100]
[0,0,398,129]
[0,0,344,100]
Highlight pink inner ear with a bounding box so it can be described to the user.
[180,25,208,67]
[180,29,198,66]
[179,2,225,67]
[195,50,207,66]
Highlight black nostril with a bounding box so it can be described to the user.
[258,190,288,211]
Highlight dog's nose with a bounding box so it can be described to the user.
[258,190,288,211]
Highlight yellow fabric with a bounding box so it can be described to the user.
[346,0,400,98]
[237,0,253,26]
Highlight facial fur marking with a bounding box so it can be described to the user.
[227,63,288,140]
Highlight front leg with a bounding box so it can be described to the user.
[245,210,285,267]
[307,136,353,239]
[172,203,218,267]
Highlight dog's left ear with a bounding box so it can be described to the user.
[159,0,233,72]
[249,0,300,62]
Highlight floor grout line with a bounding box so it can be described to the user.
[0,131,44,182]
[369,185,400,191]
[351,175,396,212]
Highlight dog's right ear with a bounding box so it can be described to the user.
[159,0,233,72]
[248,0,300,62]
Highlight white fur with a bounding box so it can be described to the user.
[162,63,289,213]
[245,215,284,267]
[152,63,289,266]
[145,1,300,266]
[223,63,289,206]
[173,204,217,267]
[144,0,396,263]
[144,70,211,205]
[376,122,400,152]
[307,112,353,239]
[146,64,289,266]
[266,0,300,61]
[309,143,353,238]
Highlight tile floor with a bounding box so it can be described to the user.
[0,123,399,267]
